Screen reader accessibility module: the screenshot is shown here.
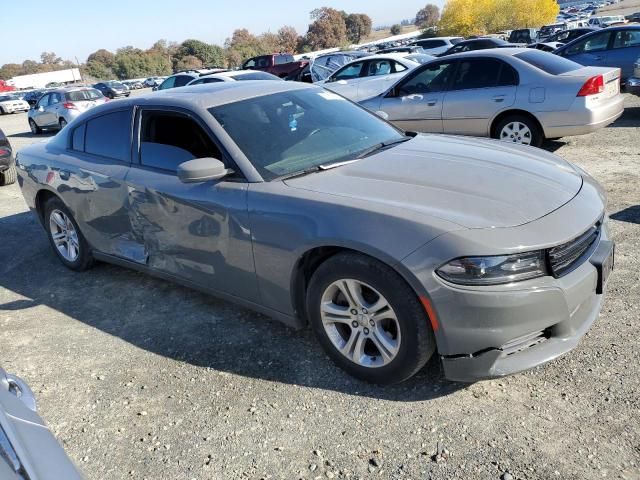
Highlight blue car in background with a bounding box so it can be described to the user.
[555,25,640,89]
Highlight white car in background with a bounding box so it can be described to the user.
[317,53,423,102]
[0,95,29,114]
[409,37,465,56]
[186,70,281,85]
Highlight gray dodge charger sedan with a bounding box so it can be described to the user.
[15,81,614,384]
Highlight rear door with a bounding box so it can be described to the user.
[124,107,258,300]
[378,60,457,133]
[606,29,640,81]
[442,57,518,136]
[59,108,134,258]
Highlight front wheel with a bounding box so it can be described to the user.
[493,114,543,147]
[44,197,94,271]
[306,253,435,384]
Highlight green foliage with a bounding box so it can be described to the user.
[416,4,440,28]
[345,13,373,43]
[390,24,402,35]
[305,7,348,49]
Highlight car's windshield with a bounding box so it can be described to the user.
[65,89,103,101]
[209,88,404,180]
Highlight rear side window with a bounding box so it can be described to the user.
[85,110,131,161]
[515,50,581,75]
[139,111,222,172]
[450,58,517,90]
[612,30,640,49]
[65,89,102,101]
[71,124,85,151]
[174,75,193,87]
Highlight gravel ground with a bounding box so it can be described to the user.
[0,92,639,480]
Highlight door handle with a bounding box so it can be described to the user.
[492,95,506,102]
[426,100,438,106]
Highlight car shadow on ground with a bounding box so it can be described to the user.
[541,139,567,152]
[8,131,56,139]
[610,205,640,224]
[608,105,640,128]
[0,211,466,402]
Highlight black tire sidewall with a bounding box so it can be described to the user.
[0,164,17,186]
[306,253,435,384]
[44,197,92,271]
[494,114,543,148]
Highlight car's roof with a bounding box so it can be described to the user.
[357,52,416,61]
[45,86,99,93]
[102,80,314,111]
[440,47,529,59]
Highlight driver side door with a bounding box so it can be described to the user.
[124,107,259,301]
[377,60,457,133]
[323,61,366,100]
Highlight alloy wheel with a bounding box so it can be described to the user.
[320,279,401,368]
[49,209,80,262]
[499,121,532,145]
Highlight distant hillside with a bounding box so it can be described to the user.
[362,25,421,43]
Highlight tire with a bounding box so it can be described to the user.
[0,164,17,186]
[59,117,67,129]
[43,196,94,271]
[306,252,435,384]
[493,114,543,148]
[29,118,42,134]
[0,107,4,115]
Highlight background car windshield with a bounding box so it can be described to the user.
[65,89,102,101]
[209,89,403,180]
[514,50,581,75]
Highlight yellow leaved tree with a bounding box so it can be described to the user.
[439,0,559,36]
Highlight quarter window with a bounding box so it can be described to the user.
[139,110,222,172]
[71,124,85,151]
[84,110,131,161]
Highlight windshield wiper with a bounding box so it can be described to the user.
[278,165,322,181]
[354,136,412,159]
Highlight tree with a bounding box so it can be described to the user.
[258,32,280,54]
[225,29,263,67]
[174,55,203,71]
[177,39,225,67]
[277,26,299,53]
[305,7,348,50]
[415,4,440,28]
[0,64,22,80]
[40,52,63,65]
[390,24,402,35]
[438,0,558,36]
[345,13,372,44]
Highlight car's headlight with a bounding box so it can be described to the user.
[436,251,547,286]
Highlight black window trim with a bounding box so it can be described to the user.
[132,105,245,182]
[447,57,520,92]
[66,107,134,164]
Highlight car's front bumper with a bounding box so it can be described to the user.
[1,104,29,114]
[402,175,610,381]
[626,76,640,96]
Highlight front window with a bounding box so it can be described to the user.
[333,62,364,81]
[397,62,455,95]
[566,32,611,54]
[209,89,403,181]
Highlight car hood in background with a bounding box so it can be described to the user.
[285,134,582,229]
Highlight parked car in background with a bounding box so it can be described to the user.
[0,368,83,479]
[377,46,425,54]
[438,38,517,56]
[242,53,309,79]
[0,128,16,185]
[23,90,46,106]
[0,95,29,114]
[28,87,107,133]
[589,15,627,27]
[409,37,464,56]
[360,49,623,147]
[186,70,281,85]
[93,80,130,99]
[405,53,438,64]
[144,77,164,87]
[547,27,597,44]
[154,69,227,91]
[305,51,370,83]
[319,53,421,101]
[627,56,640,94]
[554,25,640,84]
[509,28,539,44]
[538,23,568,41]
[15,81,614,384]
[123,80,144,89]
[528,41,567,52]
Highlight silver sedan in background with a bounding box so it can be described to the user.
[360,48,624,147]
[28,87,106,134]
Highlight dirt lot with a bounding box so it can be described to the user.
[0,91,639,480]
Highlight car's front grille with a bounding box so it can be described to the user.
[548,220,601,277]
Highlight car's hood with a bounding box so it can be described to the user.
[284,134,583,229]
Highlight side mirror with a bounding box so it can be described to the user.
[375,110,390,120]
[177,158,231,183]
[38,106,44,112]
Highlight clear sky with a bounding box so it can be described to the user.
[1,0,439,65]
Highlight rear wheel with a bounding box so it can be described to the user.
[29,118,42,134]
[493,114,543,147]
[306,252,435,384]
[44,197,94,271]
[0,165,17,186]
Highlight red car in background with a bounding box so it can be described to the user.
[242,53,309,79]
